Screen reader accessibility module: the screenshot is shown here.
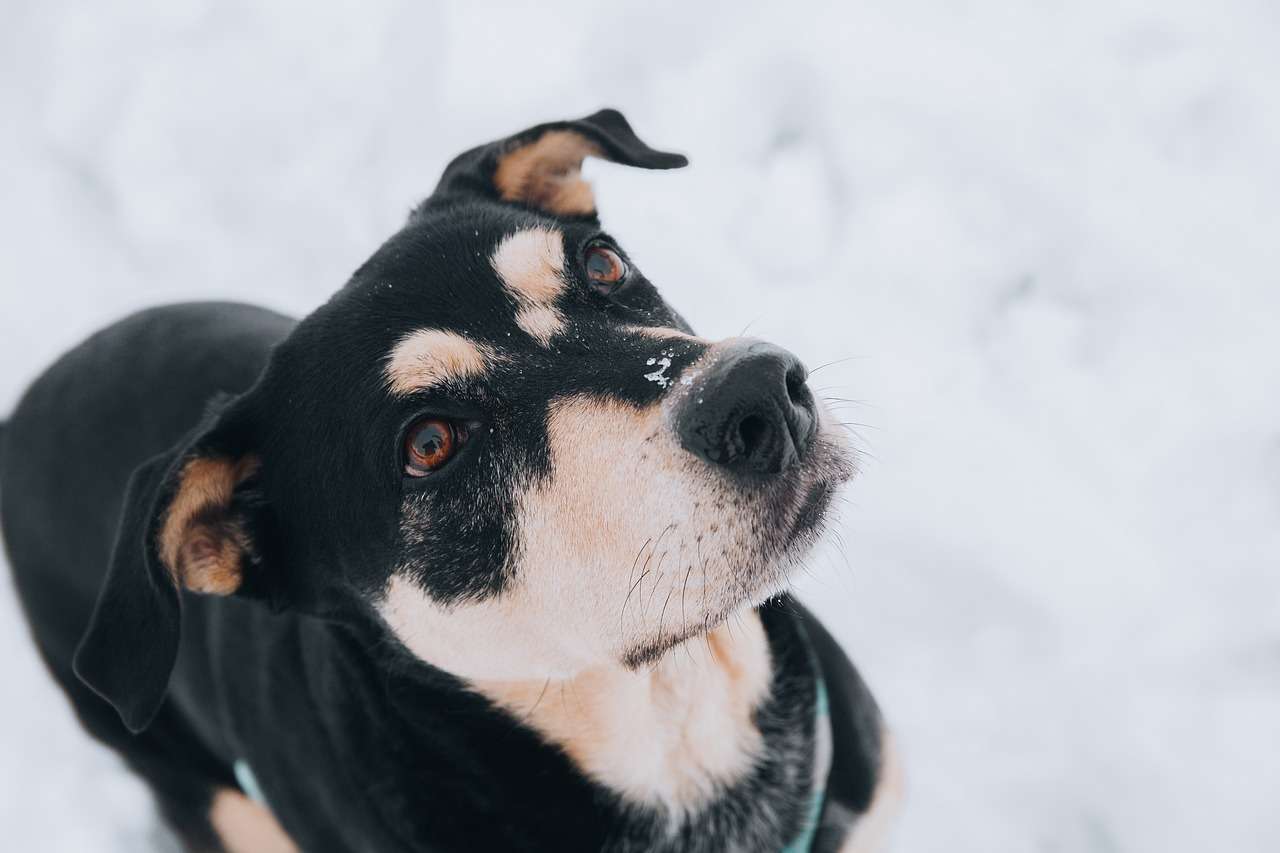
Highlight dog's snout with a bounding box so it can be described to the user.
[676,342,817,475]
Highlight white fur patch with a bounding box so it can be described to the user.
[384,328,491,395]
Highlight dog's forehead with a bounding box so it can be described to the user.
[349,208,577,333]
[331,206,697,399]
[354,207,556,315]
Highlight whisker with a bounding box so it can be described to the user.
[621,568,653,632]
[525,677,552,718]
[657,586,676,643]
[807,355,864,375]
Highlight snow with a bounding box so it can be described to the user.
[2,1,1278,850]
[645,353,675,388]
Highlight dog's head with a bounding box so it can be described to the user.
[75,110,856,732]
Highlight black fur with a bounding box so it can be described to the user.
[1,110,887,851]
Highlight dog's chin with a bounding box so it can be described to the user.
[621,473,844,671]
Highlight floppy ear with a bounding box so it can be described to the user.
[430,107,688,217]
[73,400,267,733]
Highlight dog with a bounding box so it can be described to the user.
[0,109,900,852]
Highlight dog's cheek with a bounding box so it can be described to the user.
[392,479,514,604]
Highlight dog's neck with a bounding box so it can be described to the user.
[467,610,774,817]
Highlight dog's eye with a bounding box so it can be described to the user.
[584,244,628,292]
[404,418,467,477]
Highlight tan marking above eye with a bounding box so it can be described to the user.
[384,329,492,396]
[515,305,566,347]
[622,324,707,343]
[491,228,569,346]
[490,228,567,304]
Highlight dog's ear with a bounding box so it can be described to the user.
[430,108,687,217]
[73,397,269,733]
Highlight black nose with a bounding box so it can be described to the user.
[676,342,817,476]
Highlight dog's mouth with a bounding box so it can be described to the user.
[731,426,856,598]
[784,478,836,549]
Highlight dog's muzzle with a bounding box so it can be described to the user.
[675,341,818,476]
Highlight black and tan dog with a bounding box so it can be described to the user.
[0,110,899,852]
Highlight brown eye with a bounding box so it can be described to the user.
[584,244,628,292]
[404,418,466,476]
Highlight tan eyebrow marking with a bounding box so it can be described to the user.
[384,329,492,395]
[491,228,567,304]
[623,325,707,343]
[491,228,569,346]
[515,305,565,347]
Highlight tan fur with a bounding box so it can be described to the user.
[490,227,566,303]
[493,130,602,215]
[490,228,568,346]
[209,788,297,853]
[384,328,492,396]
[515,304,566,347]
[623,324,707,342]
[157,456,259,594]
[383,571,771,812]
[476,612,771,813]
[840,732,905,853]
[382,574,599,680]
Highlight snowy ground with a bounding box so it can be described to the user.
[2,2,1278,850]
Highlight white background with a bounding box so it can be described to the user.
[2,2,1278,850]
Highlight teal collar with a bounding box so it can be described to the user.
[781,671,832,852]
[233,758,268,807]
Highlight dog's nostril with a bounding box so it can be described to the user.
[735,414,771,461]
[784,365,810,408]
